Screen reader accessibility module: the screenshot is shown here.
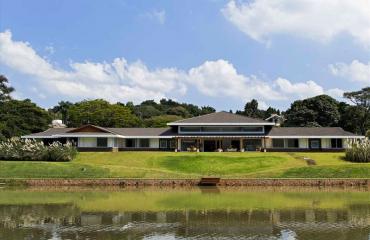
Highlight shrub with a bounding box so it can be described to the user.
[0,138,77,162]
[345,139,370,163]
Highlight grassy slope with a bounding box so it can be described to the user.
[0,151,369,178]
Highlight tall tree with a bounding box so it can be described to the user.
[243,99,261,118]
[0,99,51,140]
[49,101,73,124]
[284,95,340,127]
[67,99,140,127]
[344,87,370,135]
[0,75,14,101]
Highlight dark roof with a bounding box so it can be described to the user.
[107,128,177,137]
[24,128,74,137]
[168,112,272,125]
[23,127,177,138]
[267,127,361,137]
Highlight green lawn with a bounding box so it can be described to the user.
[0,151,369,179]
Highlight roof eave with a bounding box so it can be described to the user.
[167,122,275,126]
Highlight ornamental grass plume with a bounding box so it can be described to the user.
[0,138,77,162]
[345,138,370,163]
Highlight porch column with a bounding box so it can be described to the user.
[240,138,244,152]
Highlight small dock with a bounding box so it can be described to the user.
[198,177,221,186]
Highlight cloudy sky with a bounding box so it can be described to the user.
[0,0,369,111]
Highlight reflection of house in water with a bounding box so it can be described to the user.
[1,204,370,239]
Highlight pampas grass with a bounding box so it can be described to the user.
[345,138,370,163]
[0,138,77,162]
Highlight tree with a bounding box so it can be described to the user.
[284,95,340,127]
[244,99,260,118]
[67,99,140,127]
[0,75,14,101]
[0,99,51,140]
[344,87,370,135]
[49,101,73,124]
[144,115,183,127]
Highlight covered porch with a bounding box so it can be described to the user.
[176,136,266,152]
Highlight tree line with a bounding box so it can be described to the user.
[0,75,369,140]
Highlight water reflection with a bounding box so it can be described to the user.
[0,187,369,239]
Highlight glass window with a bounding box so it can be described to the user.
[159,139,168,148]
[309,139,321,149]
[159,139,176,149]
[97,138,108,147]
[241,126,264,132]
[126,139,136,148]
[272,139,284,148]
[287,139,299,148]
[202,127,223,132]
[139,139,150,148]
[180,127,201,132]
[331,139,343,148]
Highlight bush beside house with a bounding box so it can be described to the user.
[0,138,77,162]
[345,139,370,163]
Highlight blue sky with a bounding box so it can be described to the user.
[0,0,369,111]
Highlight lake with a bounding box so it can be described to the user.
[0,186,369,239]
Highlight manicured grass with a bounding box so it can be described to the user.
[0,151,369,178]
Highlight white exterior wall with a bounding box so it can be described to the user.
[298,139,308,148]
[78,137,97,147]
[150,139,159,148]
[107,138,115,148]
[265,138,272,148]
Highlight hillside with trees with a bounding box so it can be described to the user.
[0,75,369,138]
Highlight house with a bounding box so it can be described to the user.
[22,112,364,152]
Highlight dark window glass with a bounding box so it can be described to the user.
[139,139,150,148]
[97,138,108,147]
[159,139,168,148]
[126,139,136,148]
[287,139,299,148]
[180,127,201,132]
[331,139,343,148]
[202,127,223,132]
[272,139,284,148]
[241,127,264,132]
[309,139,321,149]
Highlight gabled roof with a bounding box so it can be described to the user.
[267,127,364,138]
[107,128,177,137]
[167,112,274,126]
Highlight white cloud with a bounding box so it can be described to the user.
[274,78,324,98]
[187,59,283,101]
[0,30,346,107]
[222,0,370,48]
[0,30,185,103]
[329,60,370,84]
[143,9,166,24]
[44,45,55,55]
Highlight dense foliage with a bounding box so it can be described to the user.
[0,138,77,162]
[345,139,370,163]
[66,99,141,127]
[0,99,51,140]
[0,75,368,138]
[284,95,340,127]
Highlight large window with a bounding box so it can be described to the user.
[287,139,299,148]
[97,138,108,147]
[139,139,150,148]
[126,139,136,148]
[272,139,284,148]
[180,127,202,132]
[160,139,175,149]
[179,126,264,133]
[309,139,321,149]
[331,139,343,148]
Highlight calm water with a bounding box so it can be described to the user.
[0,186,369,240]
